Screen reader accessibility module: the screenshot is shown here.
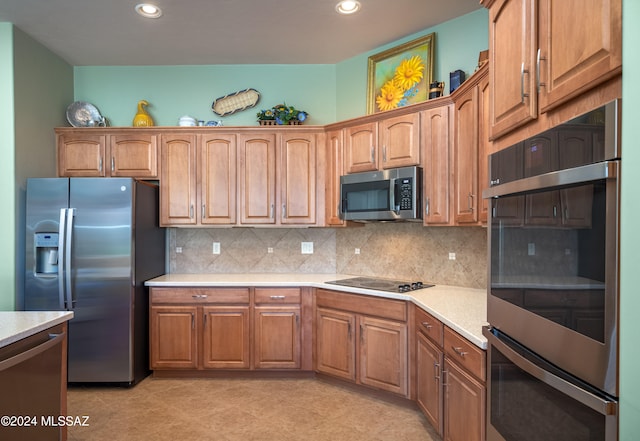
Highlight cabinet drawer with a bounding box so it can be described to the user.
[316,289,406,322]
[415,307,444,347]
[444,326,485,381]
[150,287,250,304]
[254,288,301,304]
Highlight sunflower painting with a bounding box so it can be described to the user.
[367,33,435,114]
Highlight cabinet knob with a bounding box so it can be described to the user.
[452,346,468,357]
[421,321,432,330]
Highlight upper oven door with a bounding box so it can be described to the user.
[485,160,620,396]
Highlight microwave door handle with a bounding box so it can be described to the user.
[487,329,617,416]
[391,179,400,214]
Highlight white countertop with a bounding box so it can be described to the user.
[0,311,74,348]
[146,274,488,349]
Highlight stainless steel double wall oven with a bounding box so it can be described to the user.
[483,100,620,441]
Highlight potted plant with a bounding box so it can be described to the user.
[257,103,308,125]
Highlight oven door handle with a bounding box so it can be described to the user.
[483,160,619,199]
[484,327,617,416]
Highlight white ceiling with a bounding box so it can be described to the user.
[0,0,481,66]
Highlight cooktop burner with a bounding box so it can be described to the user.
[325,277,434,293]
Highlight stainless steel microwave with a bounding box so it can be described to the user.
[339,166,422,221]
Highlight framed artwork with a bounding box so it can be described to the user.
[367,33,435,114]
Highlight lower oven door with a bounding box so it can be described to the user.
[484,327,617,441]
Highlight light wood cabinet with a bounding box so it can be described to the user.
[421,105,452,225]
[202,306,250,369]
[280,133,317,225]
[150,306,198,369]
[200,134,237,225]
[56,129,158,178]
[238,132,317,225]
[149,287,250,371]
[344,113,421,174]
[485,0,621,140]
[315,289,408,397]
[378,112,421,169]
[453,81,480,225]
[345,122,378,173]
[160,133,198,226]
[414,306,486,441]
[254,287,302,369]
[326,129,346,226]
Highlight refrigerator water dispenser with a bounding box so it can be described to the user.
[34,233,59,275]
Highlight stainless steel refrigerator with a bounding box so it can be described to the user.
[24,178,165,385]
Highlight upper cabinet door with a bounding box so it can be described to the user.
[199,134,237,225]
[345,122,378,173]
[160,133,197,226]
[280,133,317,225]
[421,105,451,225]
[379,112,421,169]
[537,0,622,112]
[326,130,345,226]
[488,0,537,140]
[238,133,277,225]
[110,133,158,178]
[57,132,107,177]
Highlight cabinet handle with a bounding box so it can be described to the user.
[111,157,115,173]
[190,205,194,219]
[360,324,364,343]
[201,204,205,219]
[490,178,500,186]
[425,197,430,216]
[452,346,468,357]
[191,312,195,330]
[99,158,103,172]
[442,369,449,387]
[269,295,286,300]
[370,146,375,163]
[468,193,475,212]
[434,361,441,381]
[536,48,546,93]
[421,321,432,330]
[282,204,286,219]
[295,314,299,327]
[270,204,274,219]
[348,322,352,339]
[192,294,208,299]
[520,62,530,103]
[553,205,558,218]
[383,145,387,162]
[203,313,207,328]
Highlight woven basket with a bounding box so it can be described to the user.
[258,120,278,126]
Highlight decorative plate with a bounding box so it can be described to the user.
[66,101,104,127]
[211,88,260,116]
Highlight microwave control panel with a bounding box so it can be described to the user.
[399,178,413,210]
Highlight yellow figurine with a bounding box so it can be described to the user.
[133,100,154,126]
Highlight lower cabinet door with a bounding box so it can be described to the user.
[150,306,198,369]
[254,306,301,369]
[443,359,486,441]
[202,306,250,369]
[359,316,408,396]
[416,332,444,435]
[316,308,356,381]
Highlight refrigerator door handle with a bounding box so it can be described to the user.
[65,208,75,309]
[58,208,67,310]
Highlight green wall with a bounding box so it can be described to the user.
[0,23,73,311]
[73,9,488,127]
[335,8,489,120]
[620,0,640,437]
[0,23,16,311]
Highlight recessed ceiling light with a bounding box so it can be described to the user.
[135,3,163,19]
[336,0,361,15]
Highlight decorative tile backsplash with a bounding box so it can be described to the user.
[169,224,487,289]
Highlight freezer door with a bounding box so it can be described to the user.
[25,178,70,311]
[67,178,135,383]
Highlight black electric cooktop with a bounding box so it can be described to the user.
[325,277,434,293]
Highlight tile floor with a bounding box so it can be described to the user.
[67,376,441,441]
